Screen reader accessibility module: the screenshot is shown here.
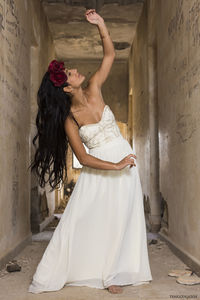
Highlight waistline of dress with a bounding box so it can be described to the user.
[88,135,126,153]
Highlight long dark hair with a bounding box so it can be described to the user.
[29,71,72,191]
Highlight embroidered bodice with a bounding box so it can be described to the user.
[79,105,121,149]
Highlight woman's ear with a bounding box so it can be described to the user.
[63,85,73,94]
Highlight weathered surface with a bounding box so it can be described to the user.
[42,1,144,59]
[157,0,200,266]
[129,0,200,272]
[0,0,55,267]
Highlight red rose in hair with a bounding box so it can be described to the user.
[48,60,65,72]
[48,60,68,87]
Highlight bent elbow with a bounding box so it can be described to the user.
[79,154,88,166]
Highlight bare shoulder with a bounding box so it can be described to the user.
[64,113,79,138]
[64,113,74,130]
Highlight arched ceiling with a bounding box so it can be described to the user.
[41,0,144,60]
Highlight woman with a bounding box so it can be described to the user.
[29,9,152,294]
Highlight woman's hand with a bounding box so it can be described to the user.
[85,9,104,25]
[115,154,137,170]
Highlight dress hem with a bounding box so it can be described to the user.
[65,279,152,289]
[28,277,153,294]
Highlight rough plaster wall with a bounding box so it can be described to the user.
[157,0,200,263]
[0,0,54,261]
[0,0,31,260]
[64,60,128,123]
[128,5,149,197]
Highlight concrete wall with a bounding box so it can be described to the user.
[157,0,200,267]
[0,0,54,267]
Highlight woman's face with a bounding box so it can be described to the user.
[65,68,85,88]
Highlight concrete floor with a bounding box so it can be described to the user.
[0,230,200,300]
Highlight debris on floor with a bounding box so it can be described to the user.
[168,269,200,286]
[168,269,193,277]
[176,274,200,285]
[149,239,158,245]
[148,238,166,250]
[6,261,21,273]
[0,256,31,278]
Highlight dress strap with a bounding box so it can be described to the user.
[70,111,80,129]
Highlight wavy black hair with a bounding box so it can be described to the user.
[29,71,72,192]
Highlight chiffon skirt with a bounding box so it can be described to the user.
[28,135,153,294]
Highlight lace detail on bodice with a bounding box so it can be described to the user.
[79,105,121,149]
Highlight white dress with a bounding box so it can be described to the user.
[28,104,153,294]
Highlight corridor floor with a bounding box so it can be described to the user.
[0,230,200,300]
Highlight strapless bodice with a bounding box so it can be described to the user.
[79,105,122,149]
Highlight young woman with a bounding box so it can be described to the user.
[28,9,152,295]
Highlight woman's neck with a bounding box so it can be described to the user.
[71,87,88,110]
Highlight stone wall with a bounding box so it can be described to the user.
[157,0,200,266]
[0,0,55,266]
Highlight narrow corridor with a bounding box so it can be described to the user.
[0,0,200,299]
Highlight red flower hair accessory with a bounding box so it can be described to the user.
[48,60,68,87]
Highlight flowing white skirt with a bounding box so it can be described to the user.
[28,135,153,294]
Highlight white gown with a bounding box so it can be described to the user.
[28,105,153,294]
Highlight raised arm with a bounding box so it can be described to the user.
[85,9,115,88]
[64,116,136,170]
